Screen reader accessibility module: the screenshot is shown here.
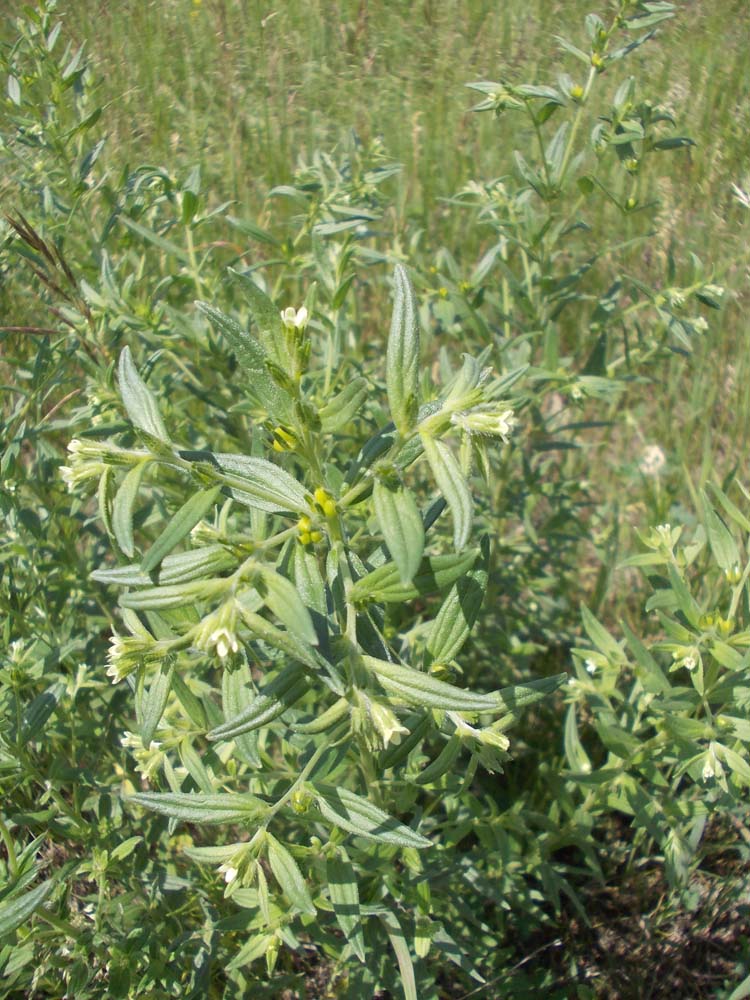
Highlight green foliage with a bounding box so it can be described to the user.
[2,1,750,997]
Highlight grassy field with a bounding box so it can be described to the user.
[3,1,750,997]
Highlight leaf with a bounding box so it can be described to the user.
[141,486,221,574]
[221,662,260,765]
[92,545,235,587]
[112,462,147,558]
[621,622,671,694]
[258,567,318,645]
[20,682,65,743]
[319,377,369,432]
[266,834,315,915]
[195,301,290,418]
[120,578,226,610]
[7,75,21,106]
[129,791,266,825]
[378,909,418,1000]
[136,659,174,745]
[314,785,431,848]
[229,268,290,371]
[207,663,309,741]
[326,850,366,962]
[350,549,479,604]
[421,435,473,550]
[0,880,54,938]
[700,489,740,571]
[182,451,308,514]
[580,604,626,664]
[373,479,424,584]
[426,537,489,665]
[386,264,420,435]
[564,704,592,773]
[363,656,503,712]
[117,347,171,444]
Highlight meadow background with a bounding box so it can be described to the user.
[2,1,750,997]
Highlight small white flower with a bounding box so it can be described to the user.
[451,406,517,442]
[209,627,239,660]
[701,757,715,782]
[219,864,238,884]
[683,655,697,671]
[280,306,309,332]
[639,444,666,477]
[585,659,597,675]
[692,316,708,334]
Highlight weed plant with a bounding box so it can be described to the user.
[2,2,750,997]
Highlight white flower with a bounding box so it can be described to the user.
[280,306,309,332]
[639,444,666,477]
[701,757,715,782]
[451,406,517,441]
[219,864,238,884]
[585,659,597,675]
[683,655,697,671]
[209,627,239,660]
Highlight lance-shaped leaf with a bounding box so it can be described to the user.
[222,661,260,766]
[140,486,221,574]
[208,663,309,741]
[118,346,171,444]
[313,785,431,848]
[326,849,366,962]
[421,434,473,551]
[182,451,308,514]
[195,301,291,418]
[319,377,369,433]
[362,656,502,712]
[0,879,54,937]
[700,489,740,572]
[426,536,489,665]
[257,567,318,645]
[350,549,478,604]
[129,791,266,825]
[266,834,315,915]
[386,264,420,435]
[112,462,148,558]
[373,478,425,584]
[92,545,235,588]
[229,268,291,371]
[21,682,65,744]
[136,659,174,745]
[120,578,227,611]
[379,909,418,1000]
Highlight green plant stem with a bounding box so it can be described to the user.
[0,816,19,879]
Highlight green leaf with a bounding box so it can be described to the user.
[621,622,671,694]
[421,435,473,550]
[564,704,592,773]
[229,268,290,371]
[136,659,174,745]
[0,880,54,938]
[21,682,65,744]
[363,656,503,712]
[667,563,701,627]
[266,834,315,915]
[195,301,290,418]
[112,462,148,559]
[141,487,221,574]
[378,909,418,1000]
[350,549,479,604]
[120,215,189,262]
[373,479,425,584]
[119,578,226,610]
[580,605,626,664]
[326,850,366,962]
[292,543,327,616]
[208,663,309,741]
[426,537,489,665]
[386,264,420,435]
[314,785,431,848]
[319,377,369,432]
[129,792,266,825]
[258,567,318,645]
[183,451,308,514]
[117,347,171,444]
[92,545,234,587]
[700,489,740,571]
[221,662,260,765]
